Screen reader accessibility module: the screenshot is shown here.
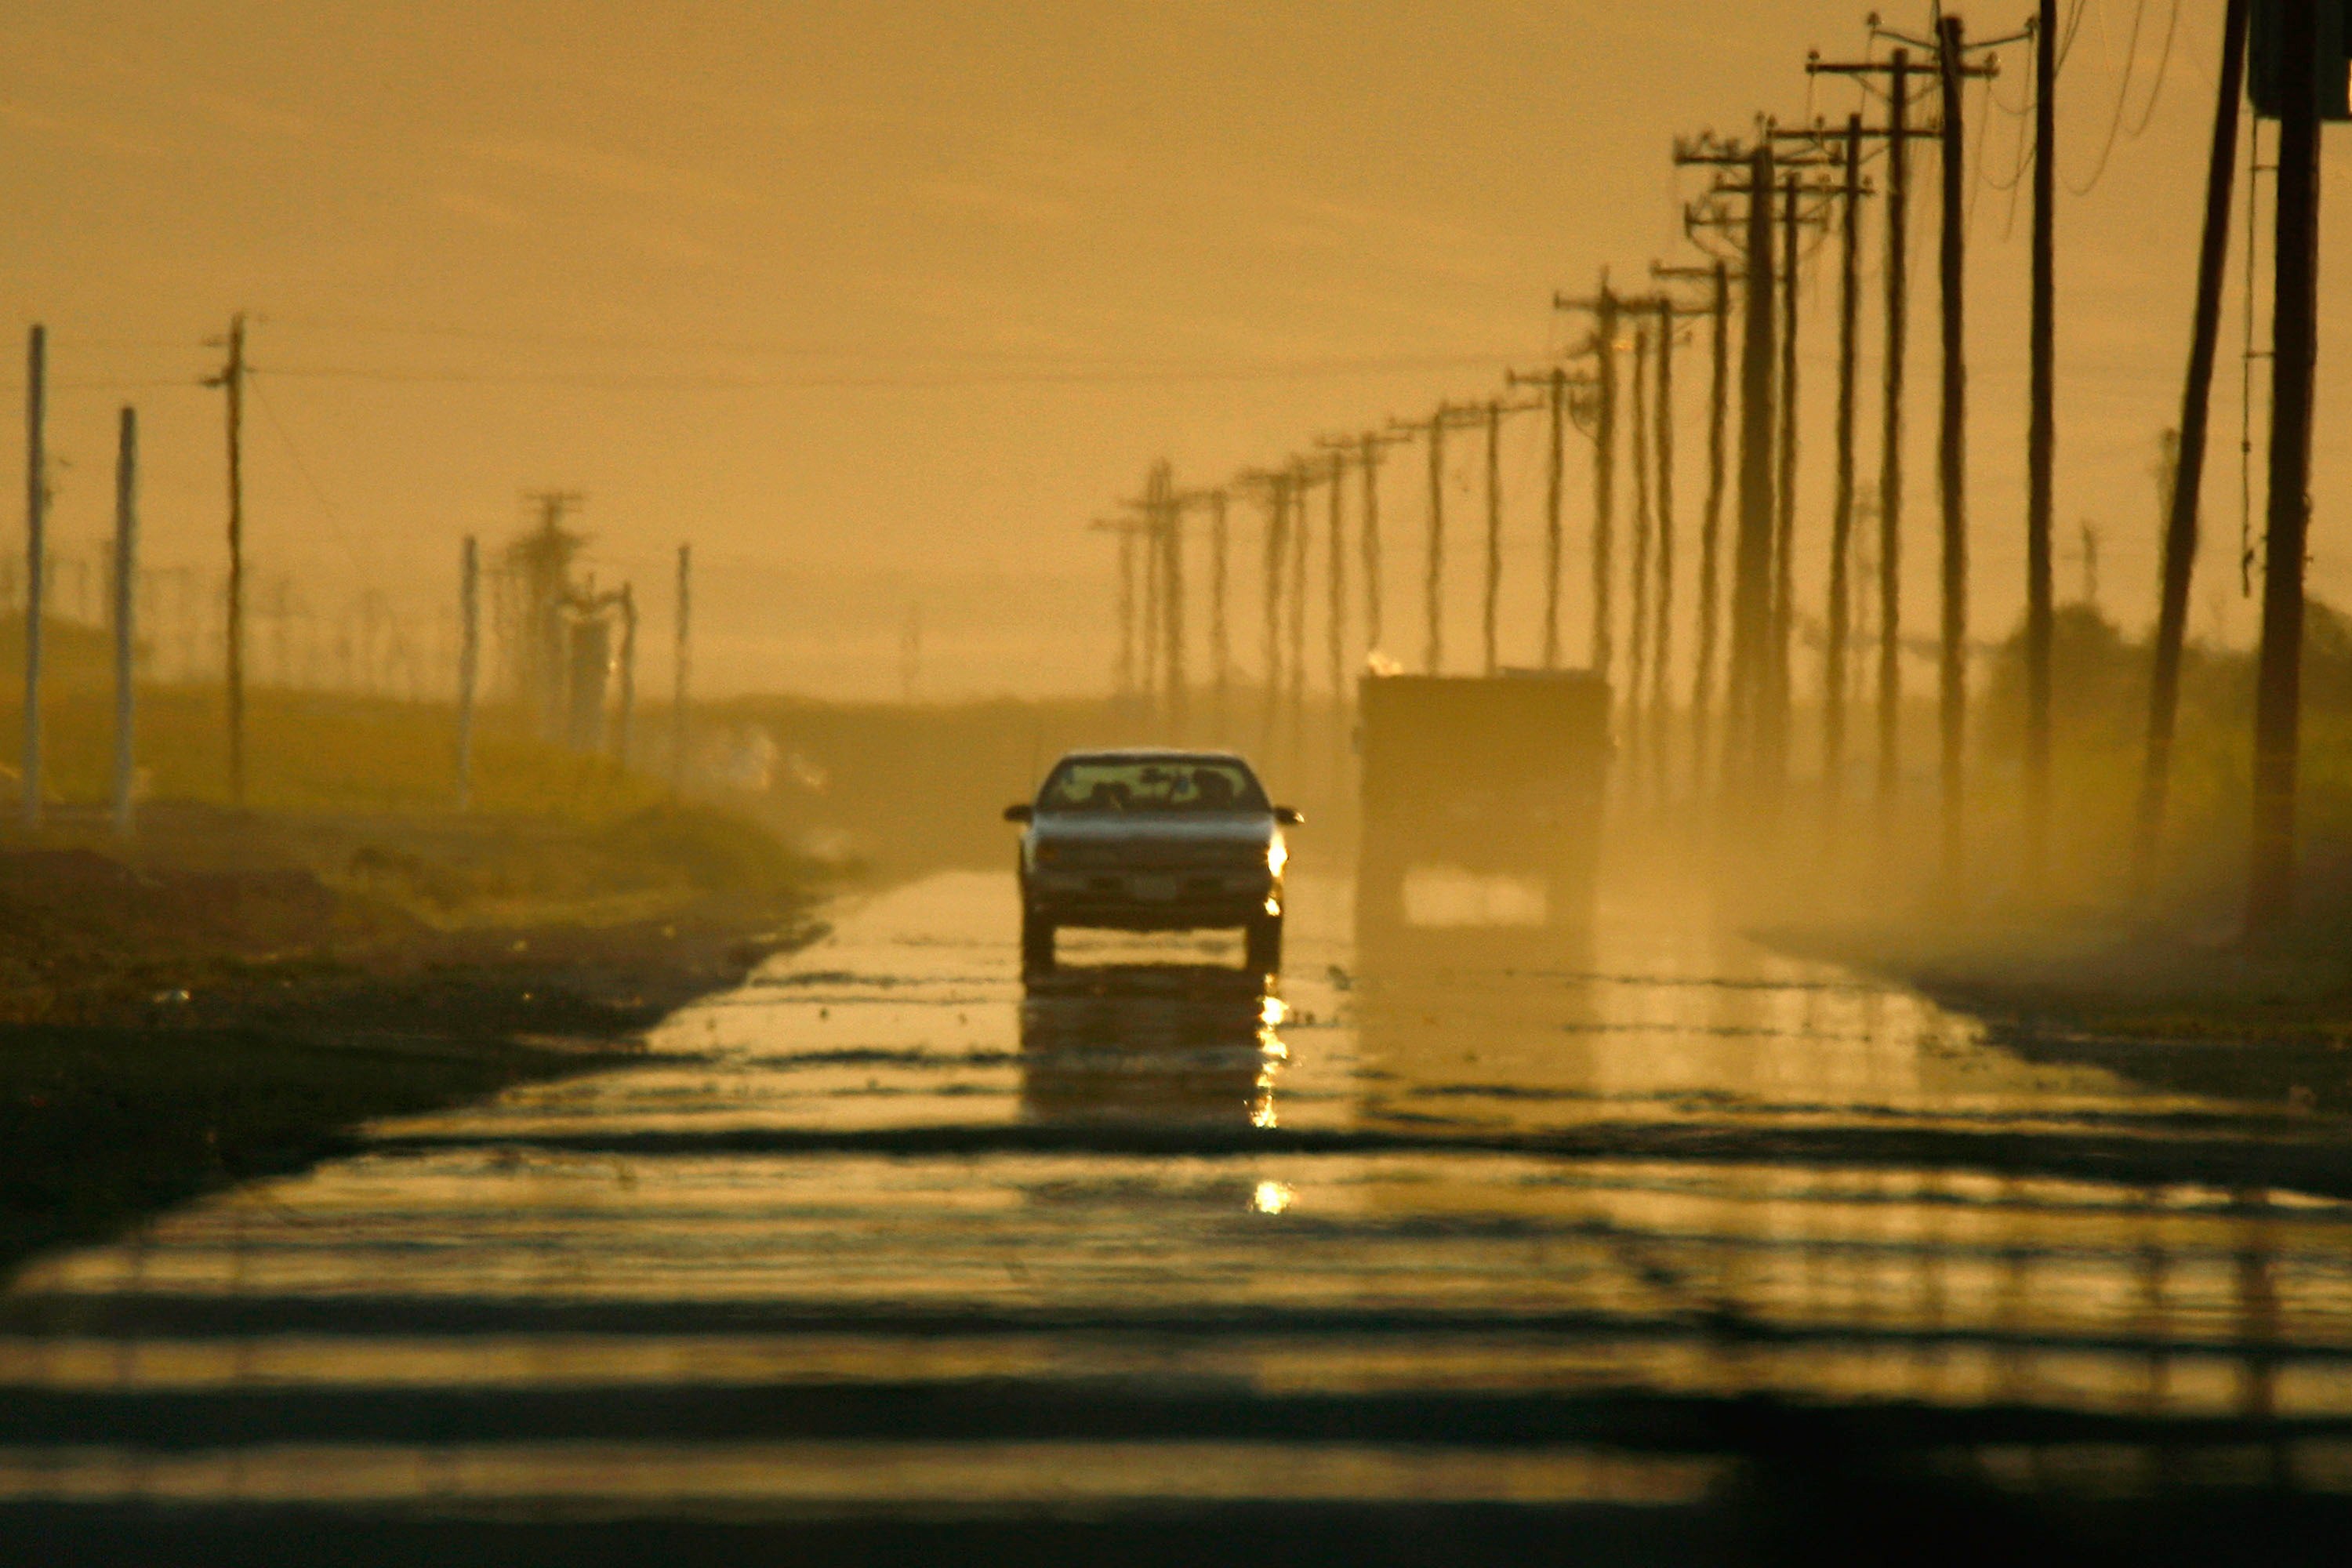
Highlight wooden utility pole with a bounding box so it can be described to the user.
[1552,282,1621,683]
[1544,368,1568,667]
[1811,45,1927,821]
[1730,146,1778,785]
[206,313,249,808]
[20,325,43,828]
[1484,398,1505,677]
[1113,521,1137,700]
[111,406,137,837]
[1628,325,1655,743]
[456,535,478,811]
[2136,0,2249,880]
[1287,458,1312,761]
[615,583,637,767]
[2024,0,2059,884]
[2248,0,2325,935]
[1650,296,1679,783]
[1325,449,1346,710]
[1357,434,1385,660]
[670,543,691,792]
[1769,171,1803,779]
[1210,488,1230,734]
[1422,410,1446,673]
[1659,262,1733,784]
[1770,114,1873,814]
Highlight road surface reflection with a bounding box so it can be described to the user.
[4,870,2350,1557]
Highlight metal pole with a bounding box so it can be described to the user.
[111,405,137,837]
[20,325,42,828]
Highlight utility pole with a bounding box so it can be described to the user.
[20,325,43,828]
[1769,170,1803,779]
[2136,0,2249,881]
[1650,293,1679,787]
[1476,395,1543,677]
[1357,434,1385,661]
[1325,451,1346,714]
[1926,14,2012,883]
[1659,261,1733,786]
[670,543,691,793]
[1287,457,1311,764]
[1628,325,1655,748]
[1773,114,1872,814]
[1393,404,1486,674]
[1210,488,1230,735]
[2024,0,2059,885]
[615,583,637,768]
[1239,467,1292,751]
[2248,0,2325,935]
[205,313,249,808]
[1544,368,1568,667]
[112,406,137,838]
[1113,520,1137,701]
[1810,44,1934,822]
[456,535,478,811]
[1555,280,1621,682]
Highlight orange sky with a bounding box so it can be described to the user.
[2,1,2347,700]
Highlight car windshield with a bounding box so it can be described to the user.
[1039,758,1268,814]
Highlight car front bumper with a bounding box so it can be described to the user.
[1026,869,1279,931]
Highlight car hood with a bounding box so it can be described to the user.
[1029,814,1275,848]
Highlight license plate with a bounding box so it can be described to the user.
[1131,875,1179,901]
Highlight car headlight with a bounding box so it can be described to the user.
[1266,840,1287,876]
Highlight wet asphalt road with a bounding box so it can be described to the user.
[5,870,2352,1563]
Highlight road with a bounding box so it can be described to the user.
[4,869,2351,1563]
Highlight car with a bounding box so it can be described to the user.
[1004,749,1302,975]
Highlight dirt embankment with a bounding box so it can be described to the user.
[0,801,830,1269]
[1772,913,2352,1114]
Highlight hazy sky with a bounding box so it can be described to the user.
[3,1,2348,700]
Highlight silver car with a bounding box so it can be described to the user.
[1004,749,1301,974]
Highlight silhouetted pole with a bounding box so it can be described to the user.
[1544,369,1567,666]
[1358,434,1385,660]
[1259,472,1289,750]
[670,543,691,793]
[111,406,137,837]
[1424,411,1446,673]
[1326,450,1346,710]
[1730,147,1777,786]
[1677,262,1731,784]
[456,535,478,811]
[20,325,43,828]
[1210,489,1230,733]
[209,313,249,808]
[1812,45,1918,820]
[1824,115,1866,814]
[1483,398,1504,677]
[1592,287,1619,681]
[1628,325,1654,746]
[1651,295,1678,786]
[1936,13,1971,883]
[1115,523,1137,700]
[1767,171,1802,782]
[1155,463,1187,736]
[2248,0,2324,936]
[1139,489,1162,711]
[2024,0,2059,885]
[617,585,638,766]
[2136,0,2248,881]
[1287,459,1310,761]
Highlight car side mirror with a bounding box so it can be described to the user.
[1004,804,1034,824]
[1273,806,1304,826]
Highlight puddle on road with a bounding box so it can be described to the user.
[5,869,2350,1514]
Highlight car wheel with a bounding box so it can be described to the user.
[1022,909,1056,973]
[1244,913,1283,975]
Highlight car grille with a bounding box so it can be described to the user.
[1045,841,1261,870]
